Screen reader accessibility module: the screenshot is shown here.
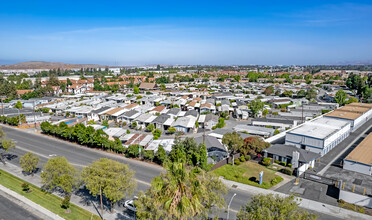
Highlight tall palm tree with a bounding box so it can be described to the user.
[135,161,227,220]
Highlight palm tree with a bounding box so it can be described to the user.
[135,161,227,219]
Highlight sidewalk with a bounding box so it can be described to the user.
[0,184,64,220]
[0,163,127,220]
[220,177,371,220]
[270,171,295,190]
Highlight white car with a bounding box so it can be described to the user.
[49,154,57,157]
[124,196,138,212]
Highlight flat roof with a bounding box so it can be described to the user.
[288,117,349,140]
[345,132,372,166]
[325,110,362,120]
[347,102,372,109]
[339,105,370,114]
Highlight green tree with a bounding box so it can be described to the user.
[237,194,316,220]
[306,88,317,100]
[167,127,176,134]
[264,86,274,96]
[274,129,280,135]
[250,99,264,118]
[156,145,167,164]
[199,144,207,170]
[135,162,228,220]
[127,144,140,158]
[335,89,347,106]
[144,150,155,162]
[102,120,109,128]
[0,128,16,164]
[15,101,23,109]
[160,83,166,91]
[146,124,155,132]
[262,109,269,117]
[131,121,138,129]
[222,132,244,164]
[152,128,162,140]
[297,89,306,98]
[20,152,39,176]
[82,158,136,213]
[41,157,79,195]
[133,86,140,94]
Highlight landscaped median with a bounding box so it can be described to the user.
[0,169,100,220]
[211,161,283,189]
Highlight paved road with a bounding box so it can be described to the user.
[2,125,161,192]
[0,193,41,220]
[1,125,342,219]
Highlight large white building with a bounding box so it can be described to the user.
[285,117,351,156]
[324,103,372,132]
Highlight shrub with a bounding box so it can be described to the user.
[240,155,246,162]
[61,195,71,209]
[262,157,271,166]
[358,207,365,214]
[272,112,279,115]
[281,168,292,176]
[21,183,30,191]
[245,155,251,161]
[274,160,280,164]
[279,161,287,166]
[270,176,283,185]
[234,159,241,165]
[287,163,292,168]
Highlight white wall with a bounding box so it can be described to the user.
[339,190,372,209]
[343,160,372,176]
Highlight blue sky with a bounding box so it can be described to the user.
[0,0,372,65]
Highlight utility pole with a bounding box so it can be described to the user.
[302,101,304,124]
[0,96,5,117]
[33,100,36,130]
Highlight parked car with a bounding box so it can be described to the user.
[124,196,138,212]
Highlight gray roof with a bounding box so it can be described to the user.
[153,114,171,124]
[185,110,199,118]
[205,113,219,122]
[264,144,320,163]
[91,106,111,114]
[122,109,139,117]
[195,136,226,152]
[167,108,181,115]
[251,118,294,124]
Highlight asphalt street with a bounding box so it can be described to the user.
[1,125,343,219]
[0,193,41,220]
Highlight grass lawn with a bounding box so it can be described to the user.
[212,161,283,189]
[0,169,100,220]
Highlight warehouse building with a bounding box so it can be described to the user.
[343,132,372,176]
[285,117,351,156]
[325,103,372,131]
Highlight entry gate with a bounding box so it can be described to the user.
[302,172,337,185]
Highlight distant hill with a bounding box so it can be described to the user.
[0,61,106,69]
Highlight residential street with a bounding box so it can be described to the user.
[1,125,349,219]
[0,192,41,220]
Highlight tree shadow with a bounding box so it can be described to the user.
[21,168,41,176]
[3,153,18,161]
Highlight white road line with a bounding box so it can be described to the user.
[317,124,372,175]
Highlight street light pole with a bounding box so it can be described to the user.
[227,193,237,220]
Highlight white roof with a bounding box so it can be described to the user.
[289,117,350,139]
[146,139,175,153]
[198,115,206,123]
[172,116,197,128]
[103,128,126,137]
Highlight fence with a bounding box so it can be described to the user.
[209,153,240,171]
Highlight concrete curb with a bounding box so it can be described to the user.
[0,184,64,220]
[220,177,371,220]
